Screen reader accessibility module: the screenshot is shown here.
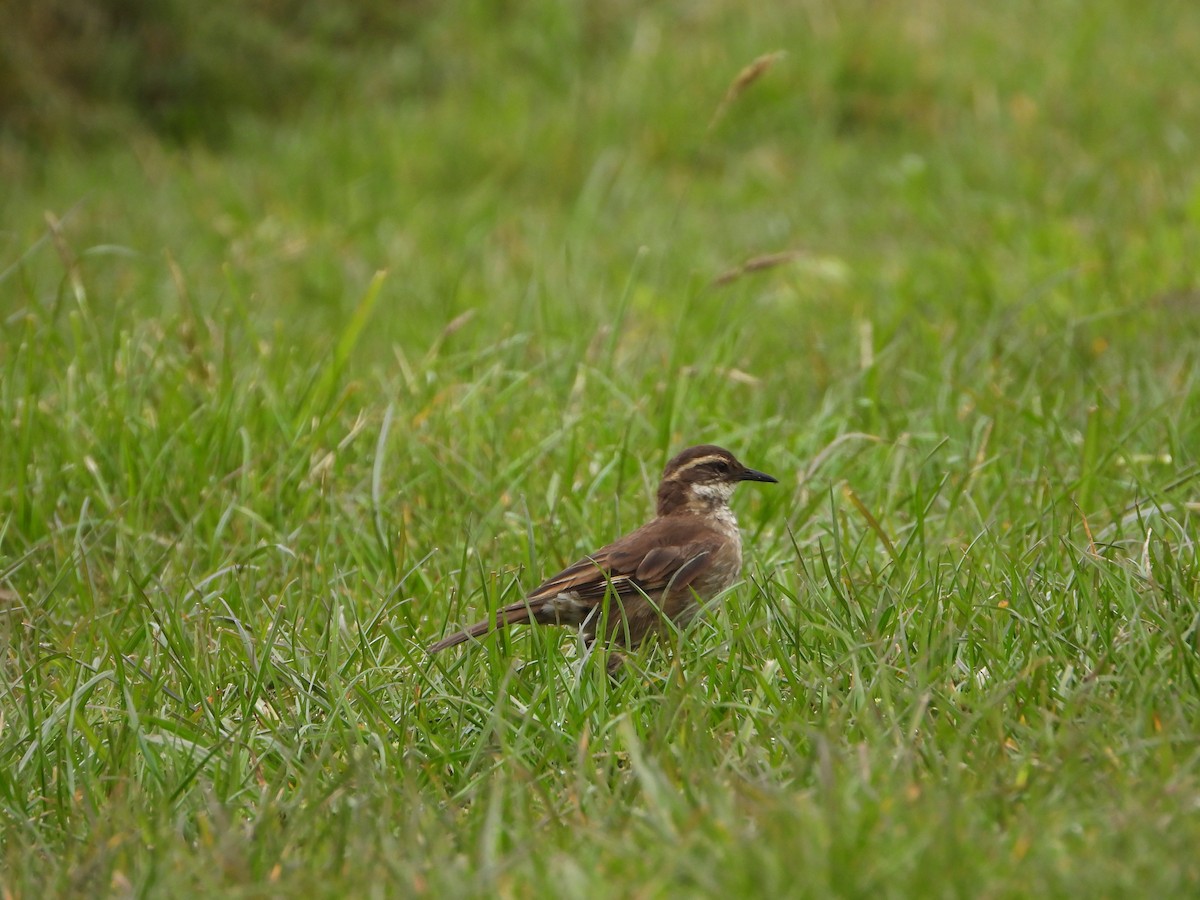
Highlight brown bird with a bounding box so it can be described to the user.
[427,445,777,668]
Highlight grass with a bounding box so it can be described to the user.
[3,1,1200,895]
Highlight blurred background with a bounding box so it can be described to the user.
[5,0,1199,548]
[6,1,1196,368]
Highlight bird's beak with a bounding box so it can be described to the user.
[739,467,779,484]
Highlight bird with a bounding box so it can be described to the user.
[427,445,778,669]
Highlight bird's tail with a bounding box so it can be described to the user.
[426,602,537,654]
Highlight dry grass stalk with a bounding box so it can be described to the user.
[712,249,804,286]
[708,50,785,132]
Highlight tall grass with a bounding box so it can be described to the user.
[3,1,1200,895]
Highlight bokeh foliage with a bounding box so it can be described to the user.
[0,0,423,143]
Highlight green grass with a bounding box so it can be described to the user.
[4,1,1200,896]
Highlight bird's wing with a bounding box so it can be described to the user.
[427,519,724,653]
[527,519,721,605]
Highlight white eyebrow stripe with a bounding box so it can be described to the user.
[670,454,729,474]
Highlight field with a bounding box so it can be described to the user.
[3,2,1200,896]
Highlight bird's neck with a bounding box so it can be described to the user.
[657,490,742,549]
[656,481,737,519]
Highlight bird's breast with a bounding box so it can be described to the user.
[692,514,744,598]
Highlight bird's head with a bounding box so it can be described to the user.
[656,445,778,516]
